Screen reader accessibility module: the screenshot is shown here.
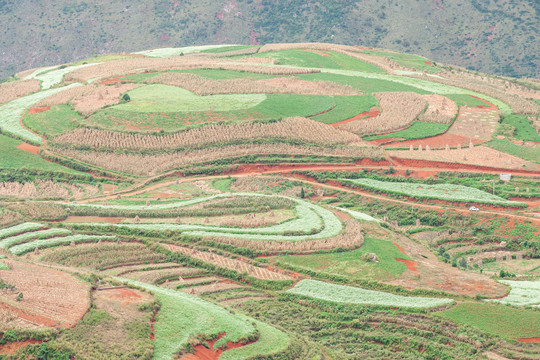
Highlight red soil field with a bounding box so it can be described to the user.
[308,104,337,117]
[390,157,540,176]
[27,106,50,114]
[395,258,418,271]
[471,96,497,110]
[331,107,380,127]
[369,137,401,145]
[424,61,432,66]
[383,133,484,149]
[16,143,40,155]
[180,332,258,360]
[109,288,144,304]
[393,242,407,255]
[515,337,540,343]
[0,340,43,355]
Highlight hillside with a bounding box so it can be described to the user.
[0,0,539,80]
[0,44,539,359]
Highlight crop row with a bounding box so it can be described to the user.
[9,234,117,255]
[0,228,72,249]
[342,178,527,207]
[67,193,343,241]
[0,222,44,239]
[287,279,454,308]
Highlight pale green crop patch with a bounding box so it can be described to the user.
[134,45,239,58]
[0,83,82,144]
[487,280,540,308]
[33,63,100,89]
[0,228,71,249]
[113,85,266,113]
[341,178,526,207]
[118,279,289,360]
[9,234,116,255]
[66,193,343,242]
[0,223,44,240]
[287,279,454,308]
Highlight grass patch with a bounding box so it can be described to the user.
[113,85,266,113]
[278,236,410,281]
[444,94,489,107]
[23,105,81,138]
[311,95,379,124]
[200,45,258,53]
[212,178,233,192]
[436,302,540,339]
[361,49,440,72]
[88,93,335,132]
[254,49,385,73]
[364,121,450,141]
[0,133,83,174]
[501,114,540,142]
[296,72,430,94]
[486,139,540,163]
[287,279,453,308]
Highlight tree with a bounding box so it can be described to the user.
[300,187,305,198]
[121,93,131,102]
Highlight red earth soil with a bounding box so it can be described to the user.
[227,160,390,176]
[516,337,540,343]
[331,107,380,127]
[510,197,540,208]
[369,137,402,145]
[27,106,50,114]
[309,104,337,117]
[395,258,418,271]
[424,61,432,66]
[16,143,40,155]
[0,340,43,355]
[180,332,258,360]
[470,96,498,110]
[109,288,143,304]
[382,133,484,149]
[393,242,407,255]
[304,49,331,57]
[390,157,540,176]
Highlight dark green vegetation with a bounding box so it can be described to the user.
[444,94,490,107]
[500,115,540,142]
[437,303,540,339]
[311,95,379,124]
[1,0,538,80]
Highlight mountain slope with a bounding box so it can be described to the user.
[0,0,538,80]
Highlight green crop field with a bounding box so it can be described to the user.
[501,115,540,142]
[364,121,450,141]
[23,105,81,138]
[311,95,379,124]
[361,49,440,73]
[342,178,526,207]
[254,49,386,73]
[113,85,267,113]
[437,303,540,339]
[445,94,491,107]
[287,279,453,308]
[487,139,540,164]
[278,237,411,281]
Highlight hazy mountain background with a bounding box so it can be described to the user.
[1,0,538,80]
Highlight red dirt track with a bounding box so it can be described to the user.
[0,340,43,355]
[515,337,540,343]
[331,107,380,127]
[28,106,50,114]
[17,143,40,155]
[395,258,418,271]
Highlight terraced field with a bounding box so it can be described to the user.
[0,43,539,359]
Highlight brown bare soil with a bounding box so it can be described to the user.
[339,92,427,135]
[148,72,360,96]
[16,143,39,155]
[389,146,540,171]
[71,83,142,115]
[446,106,500,141]
[0,260,90,328]
[164,244,295,280]
[0,80,41,103]
[419,94,458,124]
[515,337,540,343]
[395,258,418,271]
[53,116,362,151]
[387,235,508,297]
